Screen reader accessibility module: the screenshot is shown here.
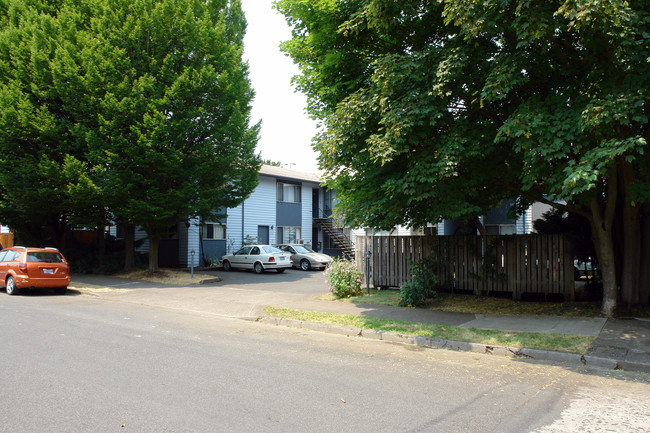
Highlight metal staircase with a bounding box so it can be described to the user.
[314,218,355,260]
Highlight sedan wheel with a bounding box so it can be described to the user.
[223,260,232,272]
[254,262,264,274]
[6,276,18,295]
[300,259,311,271]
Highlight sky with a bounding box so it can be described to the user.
[240,0,320,173]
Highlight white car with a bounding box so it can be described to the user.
[221,245,292,274]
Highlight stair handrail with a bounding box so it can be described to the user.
[314,216,355,258]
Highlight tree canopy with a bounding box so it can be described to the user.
[0,0,260,271]
[276,0,650,315]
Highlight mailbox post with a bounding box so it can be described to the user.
[190,249,195,279]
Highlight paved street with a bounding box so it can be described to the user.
[1,291,648,432]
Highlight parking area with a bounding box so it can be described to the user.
[67,267,332,319]
[206,267,328,295]
[71,267,329,297]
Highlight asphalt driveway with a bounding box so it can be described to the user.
[71,267,329,296]
[204,267,328,295]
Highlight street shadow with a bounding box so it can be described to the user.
[3,287,82,297]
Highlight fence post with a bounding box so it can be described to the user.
[365,249,372,294]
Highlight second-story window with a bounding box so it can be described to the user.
[277,182,301,203]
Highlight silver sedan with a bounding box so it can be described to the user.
[276,244,333,271]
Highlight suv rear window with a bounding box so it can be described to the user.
[26,252,64,263]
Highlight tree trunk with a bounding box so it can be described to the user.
[97,227,106,267]
[590,166,618,317]
[124,224,136,271]
[592,222,618,317]
[473,216,486,236]
[639,203,650,306]
[617,161,640,307]
[148,236,160,273]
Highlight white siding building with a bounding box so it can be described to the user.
[179,165,325,265]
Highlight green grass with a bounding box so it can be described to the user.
[323,287,650,318]
[320,289,608,316]
[265,306,595,354]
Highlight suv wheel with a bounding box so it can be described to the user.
[6,276,18,295]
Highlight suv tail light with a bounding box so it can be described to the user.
[19,263,28,274]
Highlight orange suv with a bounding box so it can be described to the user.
[0,247,71,295]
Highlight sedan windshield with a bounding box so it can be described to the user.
[293,245,314,253]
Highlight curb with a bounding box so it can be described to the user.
[199,278,222,285]
[259,316,650,374]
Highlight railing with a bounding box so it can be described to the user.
[313,217,355,260]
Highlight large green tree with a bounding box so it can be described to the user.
[0,1,102,245]
[0,0,260,271]
[276,0,650,316]
[86,0,260,271]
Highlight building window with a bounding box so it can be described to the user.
[277,226,301,244]
[277,182,301,203]
[374,229,396,236]
[204,223,226,240]
[485,224,516,235]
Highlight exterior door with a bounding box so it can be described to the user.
[312,188,319,218]
[257,225,270,245]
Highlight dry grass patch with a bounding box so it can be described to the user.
[113,268,218,285]
[331,289,606,317]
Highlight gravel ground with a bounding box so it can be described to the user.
[533,384,650,433]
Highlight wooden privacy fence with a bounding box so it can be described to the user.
[355,235,575,300]
[0,232,14,248]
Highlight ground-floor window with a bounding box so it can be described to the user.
[277,226,301,244]
[485,224,516,235]
[204,223,226,240]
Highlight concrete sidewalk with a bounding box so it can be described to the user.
[70,274,650,374]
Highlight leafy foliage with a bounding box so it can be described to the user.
[399,257,439,307]
[533,209,596,265]
[0,0,260,271]
[277,0,650,314]
[324,257,363,298]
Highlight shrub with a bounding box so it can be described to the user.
[399,257,439,307]
[325,258,363,298]
[61,234,145,274]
